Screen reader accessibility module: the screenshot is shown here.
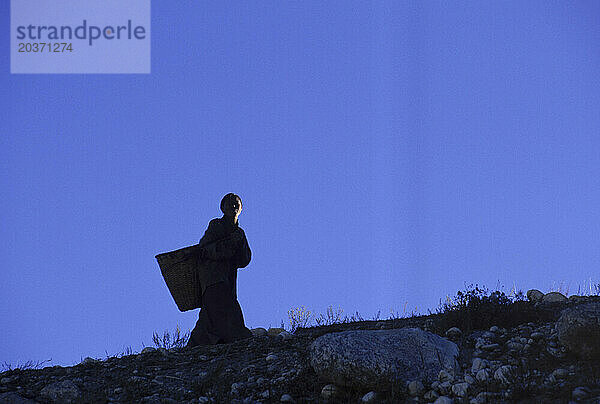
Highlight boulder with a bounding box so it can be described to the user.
[267,327,285,336]
[445,327,462,340]
[555,302,600,358]
[251,327,268,337]
[309,328,459,389]
[39,380,81,403]
[568,295,587,304]
[526,289,544,303]
[541,292,567,304]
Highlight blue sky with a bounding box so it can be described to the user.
[2,1,600,368]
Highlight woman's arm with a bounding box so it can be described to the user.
[231,228,251,268]
[197,219,243,261]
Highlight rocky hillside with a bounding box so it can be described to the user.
[1,290,600,404]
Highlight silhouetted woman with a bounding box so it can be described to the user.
[187,193,253,346]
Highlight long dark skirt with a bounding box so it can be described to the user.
[187,281,252,347]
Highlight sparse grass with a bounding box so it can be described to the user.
[549,277,600,297]
[285,301,420,333]
[287,305,313,332]
[286,279,600,336]
[152,324,190,349]
[104,346,134,360]
[1,358,52,373]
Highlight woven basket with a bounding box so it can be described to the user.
[155,245,202,312]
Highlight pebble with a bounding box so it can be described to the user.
[438,369,454,383]
[445,327,462,339]
[471,358,488,374]
[476,369,490,383]
[530,332,545,341]
[280,393,293,402]
[494,365,514,385]
[451,382,469,397]
[407,380,424,396]
[321,384,337,399]
[572,386,591,400]
[361,391,377,402]
[424,390,439,401]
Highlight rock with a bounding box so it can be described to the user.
[39,380,82,403]
[424,390,439,401]
[251,328,268,337]
[265,354,278,362]
[241,365,256,374]
[572,386,591,401]
[82,357,99,364]
[280,393,293,402]
[471,358,488,374]
[464,374,475,385]
[434,397,453,404]
[0,392,38,403]
[231,382,244,395]
[277,331,294,340]
[493,365,514,385]
[361,391,377,403]
[445,327,462,339]
[438,381,452,395]
[141,347,156,354]
[551,368,569,380]
[267,327,285,336]
[198,397,210,404]
[480,343,500,351]
[546,345,567,359]
[568,295,587,304]
[489,326,499,333]
[541,292,567,304]
[530,332,544,341]
[407,380,424,396]
[452,382,469,397]
[506,341,524,351]
[475,369,490,383]
[309,328,459,388]
[438,369,454,383]
[321,384,337,399]
[556,302,600,358]
[526,289,544,303]
[470,392,494,404]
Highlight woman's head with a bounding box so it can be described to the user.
[220,193,242,220]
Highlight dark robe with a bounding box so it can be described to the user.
[187,216,252,346]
